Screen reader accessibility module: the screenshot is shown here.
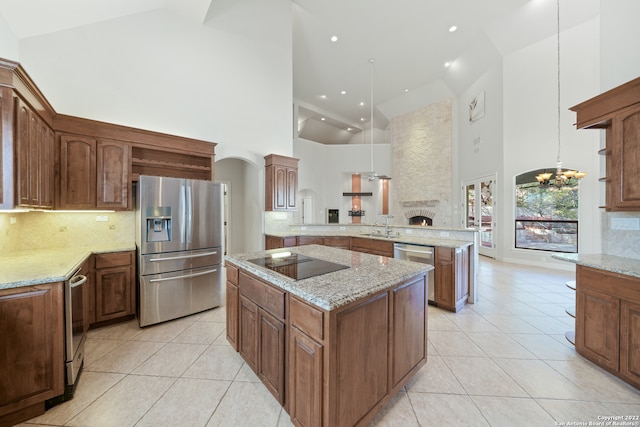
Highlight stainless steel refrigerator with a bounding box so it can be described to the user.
[135,175,224,327]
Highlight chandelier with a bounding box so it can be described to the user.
[536,0,586,188]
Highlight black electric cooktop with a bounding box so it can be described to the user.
[248,253,349,281]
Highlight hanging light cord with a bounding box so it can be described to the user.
[556,0,561,166]
[370,58,375,174]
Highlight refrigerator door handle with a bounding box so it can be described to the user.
[149,251,218,262]
[179,184,187,243]
[186,184,193,244]
[149,268,218,283]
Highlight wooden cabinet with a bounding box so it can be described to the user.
[265,235,297,250]
[321,236,350,250]
[14,96,55,209]
[289,326,323,427]
[620,300,640,386]
[435,246,469,312]
[58,134,131,210]
[226,264,240,351]
[0,282,64,426]
[575,265,640,388]
[350,236,394,257]
[237,270,286,404]
[297,236,324,246]
[265,154,298,211]
[93,251,135,324]
[570,77,640,211]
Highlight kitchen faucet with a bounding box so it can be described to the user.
[376,215,394,236]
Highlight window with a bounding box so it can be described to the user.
[515,169,579,253]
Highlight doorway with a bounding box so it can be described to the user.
[463,175,496,258]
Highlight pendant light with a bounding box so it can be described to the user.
[536,0,586,187]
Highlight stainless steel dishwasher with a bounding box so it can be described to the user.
[394,243,435,303]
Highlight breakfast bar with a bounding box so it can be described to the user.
[225,244,432,427]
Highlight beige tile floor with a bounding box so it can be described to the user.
[19,258,640,427]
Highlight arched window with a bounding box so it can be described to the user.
[515,169,579,253]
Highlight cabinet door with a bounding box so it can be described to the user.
[620,300,640,387]
[392,276,427,387]
[286,167,298,210]
[455,247,470,310]
[435,247,455,310]
[14,97,32,206]
[0,283,64,418]
[274,165,287,210]
[226,281,239,351]
[40,126,55,208]
[258,308,285,404]
[290,327,323,427]
[297,236,324,246]
[610,106,640,210]
[59,134,97,209]
[96,139,130,210]
[95,265,132,322]
[576,287,619,371]
[240,296,259,372]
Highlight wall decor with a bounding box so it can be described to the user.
[469,91,485,122]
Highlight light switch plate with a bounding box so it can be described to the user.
[96,215,109,222]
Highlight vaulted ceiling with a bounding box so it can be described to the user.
[0,0,600,144]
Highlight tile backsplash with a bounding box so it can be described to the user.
[0,211,135,254]
[601,211,640,260]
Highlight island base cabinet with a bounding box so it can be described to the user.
[0,283,64,427]
[258,309,285,405]
[289,328,323,427]
[576,287,619,371]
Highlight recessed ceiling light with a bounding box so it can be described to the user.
[404,89,409,93]
[320,94,327,99]
[444,61,452,68]
[330,35,338,42]
[347,127,352,131]
[340,90,347,95]
[360,118,366,122]
[359,101,365,106]
[449,25,457,32]
[321,117,326,121]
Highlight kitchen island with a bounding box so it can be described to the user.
[225,244,432,427]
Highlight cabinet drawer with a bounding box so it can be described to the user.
[95,251,133,269]
[435,247,453,262]
[290,296,324,341]
[239,272,285,319]
[227,264,239,285]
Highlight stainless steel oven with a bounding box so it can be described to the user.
[65,266,87,389]
[394,243,435,303]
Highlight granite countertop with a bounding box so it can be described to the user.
[0,243,136,290]
[552,253,640,279]
[266,231,473,249]
[225,244,433,311]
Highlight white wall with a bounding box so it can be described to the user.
[0,13,18,59]
[4,0,293,166]
[600,0,640,91]
[293,139,392,225]
[502,18,601,267]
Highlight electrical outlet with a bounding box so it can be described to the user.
[9,216,16,225]
[405,229,413,234]
[611,217,640,230]
[339,226,346,231]
[96,215,109,222]
[440,231,449,237]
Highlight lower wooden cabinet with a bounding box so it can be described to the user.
[320,236,350,250]
[265,235,297,250]
[226,265,240,351]
[0,282,64,426]
[93,251,135,325]
[575,265,640,389]
[289,327,323,427]
[435,246,469,312]
[237,272,286,404]
[620,300,640,386]
[350,236,394,257]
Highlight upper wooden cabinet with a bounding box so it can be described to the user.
[14,96,55,209]
[58,135,131,210]
[265,154,298,211]
[1,57,217,210]
[570,77,640,211]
